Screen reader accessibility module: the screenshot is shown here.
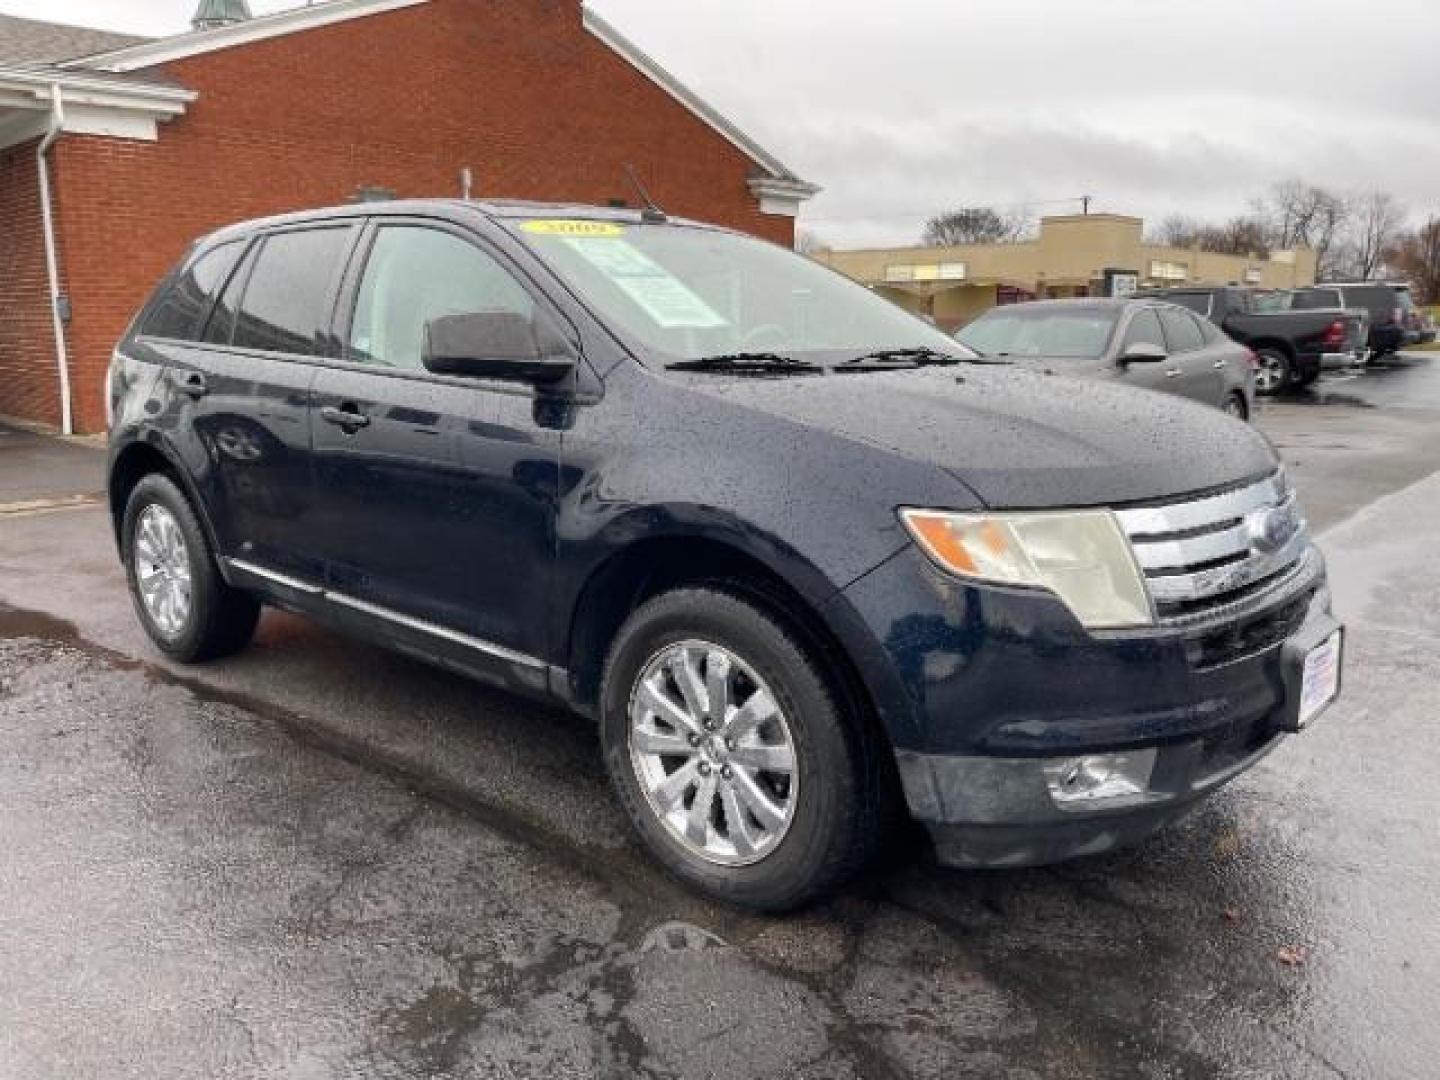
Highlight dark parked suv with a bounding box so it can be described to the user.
[108,201,1344,910]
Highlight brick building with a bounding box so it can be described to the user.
[0,0,817,433]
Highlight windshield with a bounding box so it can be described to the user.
[956,306,1118,359]
[510,219,965,366]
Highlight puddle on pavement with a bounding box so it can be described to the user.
[0,598,1325,1077]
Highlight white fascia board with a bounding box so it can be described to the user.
[66,0,432,73]
[581,4,815,194]
[0,69,195,150]
[749,175,822,218]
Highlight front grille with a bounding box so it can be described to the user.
[1115,471,1310,619]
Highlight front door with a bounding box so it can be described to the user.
[308,220,563,676]
[1113,307,1172,396]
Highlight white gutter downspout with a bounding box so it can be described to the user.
[37,83,73,436]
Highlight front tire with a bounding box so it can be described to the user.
[122,474,260,663]
[1223,392,1250,421]
[600,588,882,911]
[1254,348,1291,396]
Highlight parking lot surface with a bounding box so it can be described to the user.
[2,356,1438,1078]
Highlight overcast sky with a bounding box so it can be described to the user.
[7,0,1438,247]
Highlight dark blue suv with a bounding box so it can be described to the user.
[108,201,1344,910]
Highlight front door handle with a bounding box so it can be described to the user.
[1164,368,1182,378]
[320,404,371,431]
[173,371,209,399]
[1213,360,1228,369]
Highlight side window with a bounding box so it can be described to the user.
[348,226,536,371]
[1159,308,1206,353]
[229,227,354,356]
[201,241,254,346]
[1292,289,1340,310]
[143,241,244,341]
[1120,308,1164,351]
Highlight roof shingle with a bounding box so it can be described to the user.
[0,12,151,67]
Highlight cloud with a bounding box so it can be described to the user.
[8,0,1437,246]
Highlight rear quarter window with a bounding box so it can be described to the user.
[142,241,245,341]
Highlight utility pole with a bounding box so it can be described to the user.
[1081,195,1092,216]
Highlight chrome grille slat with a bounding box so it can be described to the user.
[1115,472,1290,539]
[1132,521,1251,573]
[1114,471,1308,609]
[1144,528,1309,604]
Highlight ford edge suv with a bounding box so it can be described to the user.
[107,201,1344,910]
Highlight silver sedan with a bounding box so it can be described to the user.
[956,298,1257,420]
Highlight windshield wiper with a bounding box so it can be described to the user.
[835,347,1011,372]
[667,352,823,376]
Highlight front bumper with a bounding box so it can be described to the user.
[838,542,1341,868]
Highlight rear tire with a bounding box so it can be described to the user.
[1223,392,1250,421]
[122,474,260,663]
[1254,348,1291,396]
[600,587,883,911]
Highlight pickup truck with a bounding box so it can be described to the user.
[1135,286,1366,395]
[1291,282,1427,358]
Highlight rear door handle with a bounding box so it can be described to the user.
[320,404,371,431]
[173,371,209,399]
[1164,368,1182,378]
[1213,360,1228,369]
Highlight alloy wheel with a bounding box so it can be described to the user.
[133,504,193,637]
[628,640,798,866]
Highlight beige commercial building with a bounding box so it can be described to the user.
[815,213,1318,330]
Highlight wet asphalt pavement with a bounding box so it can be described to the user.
[1,356,1438,1078]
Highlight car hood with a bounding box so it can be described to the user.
[681,365,1277,509]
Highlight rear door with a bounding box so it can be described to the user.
[307,217,565,677]
[175,223,357,585]
[1157,306,1224,405]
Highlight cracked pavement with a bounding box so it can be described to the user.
[1,356,1438,1078]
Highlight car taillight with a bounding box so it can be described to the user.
[1322,319,1346,347]
[1245,348,1260,370]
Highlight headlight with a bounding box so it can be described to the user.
[899,508,1154,629]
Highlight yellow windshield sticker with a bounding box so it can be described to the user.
[521,219,626,238]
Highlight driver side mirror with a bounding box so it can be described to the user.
[1119,341,1167,365]
[423,309,577,384]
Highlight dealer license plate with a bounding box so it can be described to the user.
[1298,631,1342,728]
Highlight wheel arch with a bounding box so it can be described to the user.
[108,435,224,567]
[565,535,893,758]
[1250,338,1295,360]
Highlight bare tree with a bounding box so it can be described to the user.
[922,207,1028,246]
[1251,179,1350,276]
[1149,214,1204,248]
[1387,215,1440,303]
[1349,191,1406,280]
[1195,216,1271,258]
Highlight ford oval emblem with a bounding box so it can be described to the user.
[1246,504,1297,555]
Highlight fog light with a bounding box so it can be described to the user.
[1043,749,1157,810]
